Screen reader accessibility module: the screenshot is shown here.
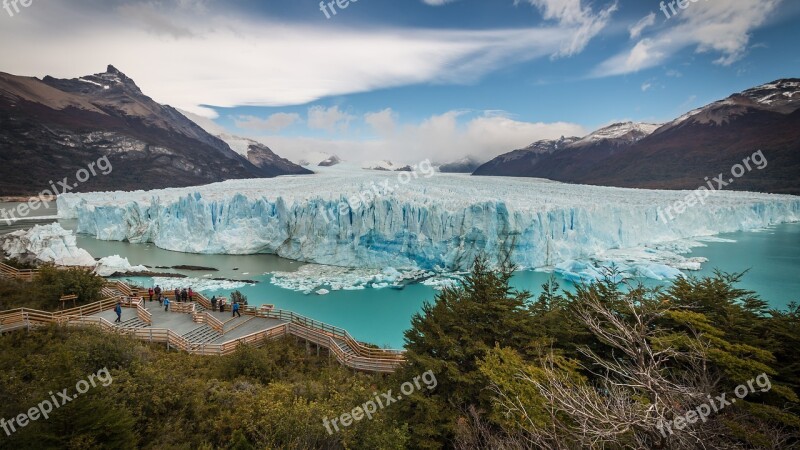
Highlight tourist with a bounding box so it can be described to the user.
[232,300,241,318]
[114,300,122,323]
[164,297,170,312]
[148,287,154,302]
[154,285,162,303]
[181,288,188,303]
[219,299,225,313]
[174,288,180,302]
[188,288,194,302]
[211,295,217,312]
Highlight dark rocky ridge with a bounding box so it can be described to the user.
[474,79,800,195]
[0,65,310,196]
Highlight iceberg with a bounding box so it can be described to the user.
[0,223,96,267]
[58,169,800,278]
[94,255,149,277]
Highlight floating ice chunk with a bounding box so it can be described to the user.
[146,277,253,292]
[0,223,95,267]
[94,255,148,277]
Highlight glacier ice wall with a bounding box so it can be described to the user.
[58,170,800,271]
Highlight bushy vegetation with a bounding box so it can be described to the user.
[1,257,798,449]
[0,328,407,450]
[391,258,800,449]
[0,266,104,311]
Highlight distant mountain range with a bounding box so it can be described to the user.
[0,65,310,196]
[475,79,800,195]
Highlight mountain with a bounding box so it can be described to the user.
[473,123,657,179]
[297,152,342,167]
[362,160,408,171]
[475,79,800,194]
[472,136,580,177]
[0,65,309,196]
[217,134,313,175]
[438,157,482,173]
[318,155,342,167]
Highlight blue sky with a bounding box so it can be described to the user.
[1,0,798,163]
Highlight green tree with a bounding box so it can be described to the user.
[390,256,536,448]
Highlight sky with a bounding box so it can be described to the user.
[1,0,798,164]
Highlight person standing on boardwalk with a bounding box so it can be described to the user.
[211,295,217,312]
[148,287,154,303]
[219,299,225,313]
[114,300,122,323]
[181,288,188,303]
[164,297,170,312]
[174,288,181,303]
[188,288,194,302]
[154,285,162,303]
[232,300,241,318]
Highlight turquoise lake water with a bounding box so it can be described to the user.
[1,201,798,349]
[78,224,800,349]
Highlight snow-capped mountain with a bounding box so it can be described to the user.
[475,79,800,194]
[473,136,580,176]
[571,122,660,147]
[662,78,800,130]
[217,134,311,176]
[0,66,310,195]
[472,122,659,179]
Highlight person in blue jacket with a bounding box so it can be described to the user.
[114,300,122,323]
[164,297,170,312]
[232,300,241,318]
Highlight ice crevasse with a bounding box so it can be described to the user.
[58,170,800,273]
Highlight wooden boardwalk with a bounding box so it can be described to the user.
[0,269,406,373]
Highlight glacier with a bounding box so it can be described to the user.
[57,167,800,280]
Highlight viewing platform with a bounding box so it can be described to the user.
[0,265,406,373]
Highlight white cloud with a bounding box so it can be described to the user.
[629,12,656,40]
[364,108,398,135]
[0,1,615,112]
[641,82,652,92]
[421,0,457,5]
[308,106,355,132]
[666,69,682,78]
[593,0,783,76]
[237,111,586,165]
[516,0,619,57]
[234,113,301,131]
[179,109,226,134]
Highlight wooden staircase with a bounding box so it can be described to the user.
[182,325,222,344]
[116,316,150,329]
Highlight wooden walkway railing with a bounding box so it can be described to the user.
[258,308,405,359]
[0,297,120,332]
[0,262,38,282]
[194,292,405,365]
[0,280,406,373]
